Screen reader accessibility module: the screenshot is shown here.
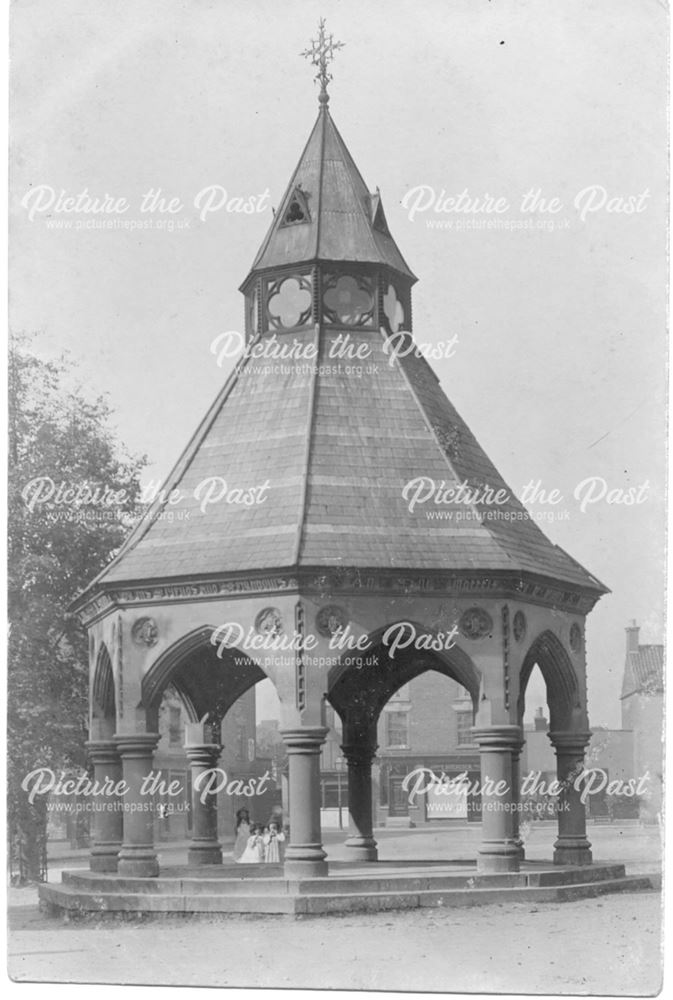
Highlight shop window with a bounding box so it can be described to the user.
[456,710,474,746]
[386,711,409,748]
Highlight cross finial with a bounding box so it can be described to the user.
[300,18,345,107]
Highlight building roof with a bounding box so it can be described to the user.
[242,107,416,284]
[77,108,607,602]
[621,644,664,698]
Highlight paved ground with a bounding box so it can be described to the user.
[8,823,664,993]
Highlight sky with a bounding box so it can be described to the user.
[10,0,667,728]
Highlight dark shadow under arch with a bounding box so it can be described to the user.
[92,642,116,725]
[518,630,580,731]
[327,621,481,740]
[142,626,270,731]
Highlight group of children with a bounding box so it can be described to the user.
[233,808,286,864]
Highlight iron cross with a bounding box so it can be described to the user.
[300,18,345,105]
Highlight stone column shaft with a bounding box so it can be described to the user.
[511,743,525,860]
[115,733,160,877]
[342,742,378,862]
[85,740,123,873]
[549,730,593,866]
[281,727,328,878]
[185,740,223,866]
[472,725,522,873]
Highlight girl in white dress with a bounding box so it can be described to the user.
[237,824,264,864]
[232,808,251,861]
[263,822,286,863]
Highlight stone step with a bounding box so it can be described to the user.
[39,883,296,915]
[39,873,657,919]
[61,862,630,899]
[293,876,656,915]
[62,870,291,896]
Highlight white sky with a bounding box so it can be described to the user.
[10,0,667,728]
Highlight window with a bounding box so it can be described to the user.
[383,283,404,334]
[168,706,182,746]
[322,274,374,326]
[456,711,473,746]
[386,711,409,748]
[389,683,410,703]
[237,725,246,760]
[266,274,312,329]
[280,186,311,227]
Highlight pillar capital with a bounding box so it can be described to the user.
[85,739,119,765]
[341,742,378,767]
[184,743,222,767]
[471,724,524,752]
[280,727,328,752]
[114,732,160,757]
[548,730,592,752]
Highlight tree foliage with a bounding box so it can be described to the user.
[7,336,147,880]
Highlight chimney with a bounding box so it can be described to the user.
[625,619,640,655]
[534,707,548,731]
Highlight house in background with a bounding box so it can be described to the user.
[153,685,277,842]
[621,620,664,822]
[319,673,480,828]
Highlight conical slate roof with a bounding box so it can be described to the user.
[84,110,606,598]
[243,108,415,284]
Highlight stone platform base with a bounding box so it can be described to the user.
[38,860,658,919]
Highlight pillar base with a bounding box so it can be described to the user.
[477,843,521,874]
[117,849,159,878]
[553,840,593,866]
[188,842,223,866]
[89,845,120,873]
[284,858,329,878]
[344,836,378,862]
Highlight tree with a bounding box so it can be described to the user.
[7,335,148,882]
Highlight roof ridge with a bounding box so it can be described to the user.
[293,324,321,564]
[73,340,259,602]
[381,327,500,539]
[321,113,382,262]
[248,112,325,274]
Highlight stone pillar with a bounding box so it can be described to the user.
[116,733,160,877]
[281,727,328,878]
[511,740,525,860]
[85,740,123,872]
[184,723,223,866]
[549,730,593,866]
[342,742,378,862]
[472,725,522,873]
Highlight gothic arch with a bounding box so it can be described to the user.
[518,629,581,731]
[327,620,481,734]
[141,625,271,731]
[92,642,116,728]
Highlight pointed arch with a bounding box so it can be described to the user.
[92,642,116,722]
[518,630,581,731]
[327,620,481,728]
[280,185,311,227]
[141,625,272,730]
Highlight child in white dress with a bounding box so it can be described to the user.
[237,824,264,864]
[263,822,286,863]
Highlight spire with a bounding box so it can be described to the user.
[300,18,345,108]
[242,101,416,285]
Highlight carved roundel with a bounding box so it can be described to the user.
[316,604,348,638]
[569,623,583,654]
[459,607,493,640]
[132,617,159,647]
[255,607,283,636]
[513,611,527,643]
